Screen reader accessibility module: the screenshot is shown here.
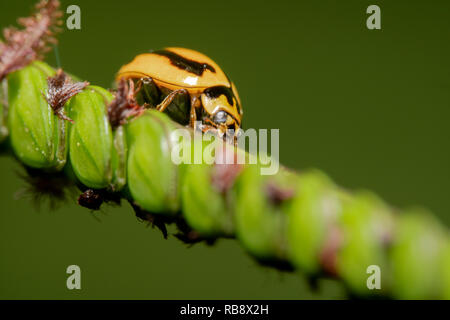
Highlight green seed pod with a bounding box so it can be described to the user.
[287,170,344,274]
[67,86,115,189]
[0,79,8,143]
[7,61,69,170]
[336,191,393,296]
[390,210,447,299]
[234,164,296,261]
[181,134,238,237]
[110,125,128,191]
[126,109,180,214]
[182,163,232,236]
[441,239,450,299]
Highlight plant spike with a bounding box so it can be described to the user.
[0,1,448,299]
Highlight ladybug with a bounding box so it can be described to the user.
[116,47,243,138]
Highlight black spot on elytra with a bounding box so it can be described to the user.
[203,85,234,106]
[153,49,216,76]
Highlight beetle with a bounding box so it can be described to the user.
[116,47,243,139]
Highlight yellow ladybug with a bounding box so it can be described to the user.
[116,47,242,138]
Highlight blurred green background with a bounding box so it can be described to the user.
[0,0,449,299]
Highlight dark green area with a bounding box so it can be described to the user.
[0,0,449,299]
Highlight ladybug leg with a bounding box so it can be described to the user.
[189,95,202,130]
[156,89,188,112]
[189,102,196,128]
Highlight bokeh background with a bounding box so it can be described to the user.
[0,0,449,299]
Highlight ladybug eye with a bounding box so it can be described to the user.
[214,110,228,124]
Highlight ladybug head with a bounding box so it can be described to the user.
[200,85,242,140]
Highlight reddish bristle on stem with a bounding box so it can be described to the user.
[0,0,63,81]
[44,69,89,122]
[108,79,145,129]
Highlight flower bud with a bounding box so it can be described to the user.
[335,191,393,296]
[67,86,114,189]
[126,109,181,214]
[7,61,68,170]
[390,209,447,299]
[287,170,343,274]
[110,125,128,191]
[234,164,297,262]
[181,134,240,237]
[441,240,450,299]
